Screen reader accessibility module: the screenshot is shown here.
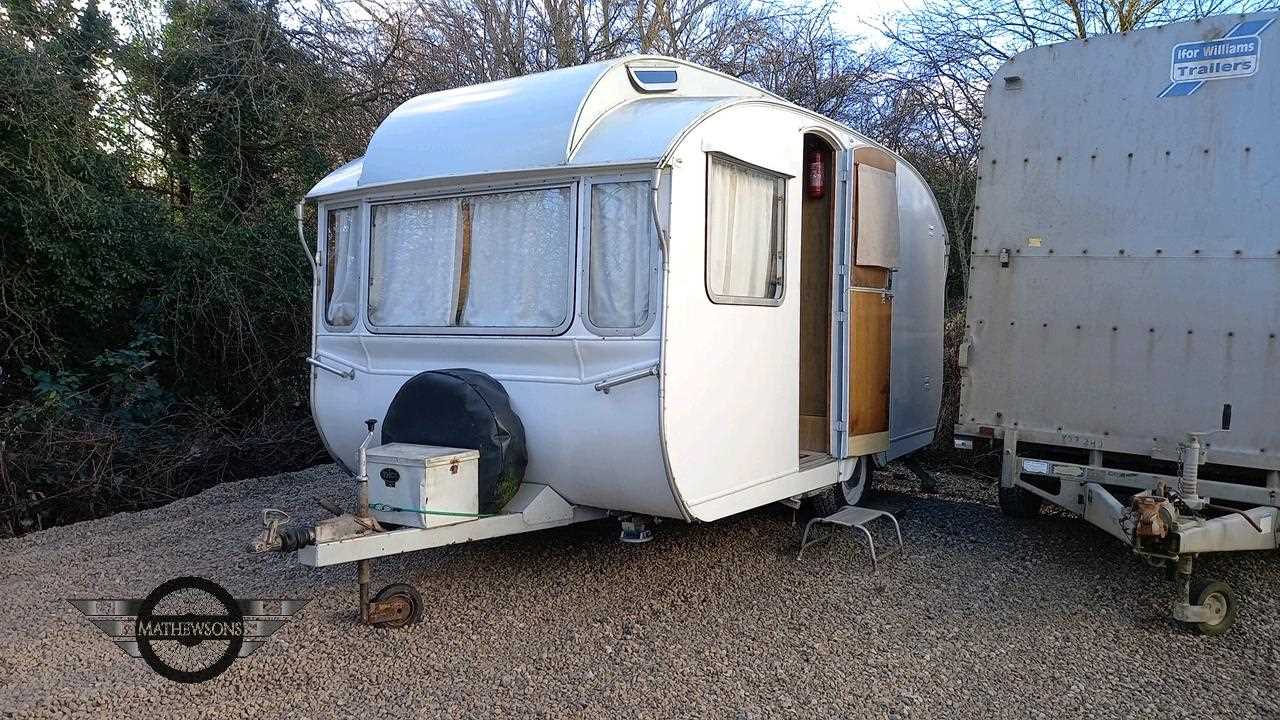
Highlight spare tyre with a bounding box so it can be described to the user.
[381,369,527,513]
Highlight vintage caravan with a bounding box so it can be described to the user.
[955,13,1279,635]
[254,56,946,626]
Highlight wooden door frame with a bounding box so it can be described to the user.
[798,134,837,454]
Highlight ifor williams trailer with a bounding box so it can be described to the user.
[955,12,1280,635]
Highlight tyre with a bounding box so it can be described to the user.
[809,457,871,516]
[998,481,1042,518]
[369,583,424,629]
[382,369,527,513]
[1188,580,1236,637]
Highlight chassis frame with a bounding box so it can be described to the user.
[961,427,1279,634]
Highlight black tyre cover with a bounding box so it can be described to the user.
[381,369,527,513]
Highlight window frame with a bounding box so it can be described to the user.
[703,152,789,307]
[364,181,579,336]
[580,173,663,337]
[321,203,363,332]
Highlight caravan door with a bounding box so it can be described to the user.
[843,147,898,457]
[659,104,804,521]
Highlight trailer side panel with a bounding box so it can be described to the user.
[959,13,1280,472]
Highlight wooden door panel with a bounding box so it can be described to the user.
[842,148,897,457]
[852,265,889,289]
[849,290,892,438]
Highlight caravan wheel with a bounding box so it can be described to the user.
[809,457,871,516]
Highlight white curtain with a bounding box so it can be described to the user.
[589,182,653,328]
[462,188,572,328]
[368,198,460,326]
[325,208,360,326]
[706,157,779,299]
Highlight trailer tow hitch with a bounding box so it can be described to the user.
[247,418,425,628]
[248,509,296,553]
[248,502,382,554]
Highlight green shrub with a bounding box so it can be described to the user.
[0,0,335,535]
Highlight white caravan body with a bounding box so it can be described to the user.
[304,57,947,523]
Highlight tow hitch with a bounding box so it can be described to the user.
[248,419,424,628]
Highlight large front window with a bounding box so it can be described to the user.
[367,186,574,330]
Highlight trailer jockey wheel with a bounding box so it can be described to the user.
[368,583,424,629]
[1188,581,1236,637]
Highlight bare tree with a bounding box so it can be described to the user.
[277,0,889,163]
[271,0,1279,310]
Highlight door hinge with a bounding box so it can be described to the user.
[834,421,847,431]
[837,263,849,276]
[834,310,848,321]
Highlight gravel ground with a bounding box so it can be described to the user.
[2,463,1278,719]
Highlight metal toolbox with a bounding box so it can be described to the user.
[366,443,479,529]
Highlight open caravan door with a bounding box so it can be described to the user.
[659,105,806,522]
[842,147,898,457]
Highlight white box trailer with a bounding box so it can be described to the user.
[955,12,1280,635]
[251,56,948,626]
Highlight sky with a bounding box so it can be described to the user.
[834,0,920,42]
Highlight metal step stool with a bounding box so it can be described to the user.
[797,506,903,570]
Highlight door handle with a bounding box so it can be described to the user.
[849,286,894,303]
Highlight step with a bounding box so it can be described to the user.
[797,505,904,570]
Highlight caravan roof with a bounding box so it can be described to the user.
[306,56,793,198]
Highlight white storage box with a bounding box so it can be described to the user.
[366,443,480,529]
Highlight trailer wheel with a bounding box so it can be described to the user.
[998,482,1041,518]
[370,583,424,629]
[1188,581,1236,637]
[809,457,870,516]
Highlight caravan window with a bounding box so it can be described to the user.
[588,181,655,332]
[367,186,574,332]
[705,154,786,305]
[325,207,360,327]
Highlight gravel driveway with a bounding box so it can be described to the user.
[2,463,1277,719]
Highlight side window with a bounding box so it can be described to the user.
[368,196,459,327]
[705,154,786,305]
[325,207,360,327]
[367,186,574,331]
[588,181,655,331]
